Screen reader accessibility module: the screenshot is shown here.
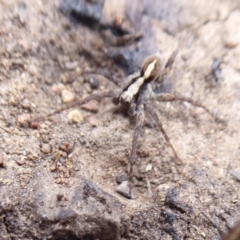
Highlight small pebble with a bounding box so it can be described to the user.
[84,82,92,93]
[18,2,27,25]
[223,34,240,48]
[145,120,155,128]
[87,115,98,127]
[217,3,230,20]
[230,169,240,181]
[41,143,52,154]
[17,114,31,128]
[81,100,98,113]
[68,109,84,123]
[59,140,75,155]
[57,193,65,201]
[0,154,6,168]
[76,67,82,75]
[31,121,40,129]
[116,181,134,199]
[55,178,62,184]
[59,165,67,173]
[88,76,99,89]
[146,163,152,172]
[61,89,75,103]
[9,96,17,106]
[59,157,65,164]
[21,98,31,110]
[65,61,78,70]
[28,162,34,167]
[50,164,57,172]
[28,64,38,76]
[61,151,68,159]
[16,158,26,166]
[223,10,240,48]
[52,83,65,93]
[116,171,129,184]
[54,151,62,162]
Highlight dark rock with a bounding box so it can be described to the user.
[0,171,125,240]
[59,0,105,26]
[88,75,99,89]
[165,187,192,214]
[161,209,177,225]
[116,171,129,184]
[211,58,223,83]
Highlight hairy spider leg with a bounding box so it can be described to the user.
[129,105,145,198]
[160,35,189,83]
[156,92,222,122]
[145,103,183,164]
[127,84,149,198]
[32,90,114,122]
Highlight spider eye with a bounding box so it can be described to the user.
[141,55,162,82]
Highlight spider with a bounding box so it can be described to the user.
[32,46,220,199]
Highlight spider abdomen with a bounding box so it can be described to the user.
[141,53,163,82]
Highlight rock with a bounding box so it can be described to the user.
[81,100,98,113]
[88,76,99,89]
[16,158,26,166]
[0,154,6,168]
[17,2,27,25]
[76,67,82,75]
[230,169,240,181]
[116,181,133,199]
[61,89,75,103]
[146,163,152,172]
[40,143,52,154]
[145,120,155,128]
[217,3,230,20]
[30,121,40,129]
[59,0,105,24]
[223,34,240,48]
[222,10,240,48]
[165,188,191,213]
[17,114,31,128]
[9,96,17,106]
[52,83,65,93]
[83,82,92,94]
[21,98,31,110]
[59,139,75,155]
[116,171,129,184]
[65,61,78,70]
[86,115,98,127]
[0,171,125,239]
[67,109,84,123]
[28,64,38,76]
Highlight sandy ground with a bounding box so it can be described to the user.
[1,0,240,239]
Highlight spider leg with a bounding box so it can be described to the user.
[32,90,114,122]
[155,92,222,122]
[162,48,179,77]
[83,71,122,87]
[128,104,145,198]
[159,35,188,83]
[145,103,183,164]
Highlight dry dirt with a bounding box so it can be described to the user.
[1,0,240,239]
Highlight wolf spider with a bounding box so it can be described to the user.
[33,47,220,199]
